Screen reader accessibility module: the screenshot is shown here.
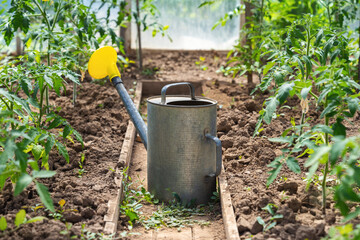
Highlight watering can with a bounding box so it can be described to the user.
[88,46,222,204]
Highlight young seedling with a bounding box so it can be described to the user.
[195,57,208,71]
[120,171,212,231]
[48,199,78,221]
[256,204,283,232]
[0,209,45,238]
[77,152,86,178]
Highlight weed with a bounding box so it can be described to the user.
[141,67,159,76]
[195,57,208,71]
[322,224,360,240]
[120,171,213,232]
[48,199,77,221]
[256,204,283,232]
[21,204,44,213]
[60,222,77,239]
[0,209,45,238]
[79,224,124,240]
[77,152,86,178]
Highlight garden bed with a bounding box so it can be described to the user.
[0,81,131,239]
[1,50,359,239]
[204,81,360,240]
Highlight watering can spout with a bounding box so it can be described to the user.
[88,46,148,149]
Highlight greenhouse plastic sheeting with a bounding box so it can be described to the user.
[131,0,240,50]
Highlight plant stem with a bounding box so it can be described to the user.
[33,0,53,114]
[326,2,332,27]
[32,0,51,30]
[322,115,330,215]
[322,94,330,215]
[0,96,11,110]
[38,86,46,127]
[300,23,312,136]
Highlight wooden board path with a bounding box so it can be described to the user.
[103,82,143,234]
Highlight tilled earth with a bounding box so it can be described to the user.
[1,50,359,239]
[0,81,131,239]
[206,81,360,240]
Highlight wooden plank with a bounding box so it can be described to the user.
[103,82,143,234]
[219,165,240,240]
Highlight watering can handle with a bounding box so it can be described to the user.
[160,82,196,104]
[205,133,222,177]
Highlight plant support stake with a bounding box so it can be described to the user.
[136,0,143,69]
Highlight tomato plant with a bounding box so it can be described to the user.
[254,14,359,216]
[0,59,84,211]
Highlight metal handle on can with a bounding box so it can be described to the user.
[161,82,196,104]
[205,133,222,177]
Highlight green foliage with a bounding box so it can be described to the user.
[322,224,360,240]
[254,12,359,219]
[0,57,84,211]
[120,171,211,231]
[256,203,283,232]
[0,209,45,237]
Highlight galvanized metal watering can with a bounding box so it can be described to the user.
[88,46,222,204]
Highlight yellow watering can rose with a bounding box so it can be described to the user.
[88,46,121,80]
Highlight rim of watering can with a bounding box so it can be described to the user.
[147,95,217,108]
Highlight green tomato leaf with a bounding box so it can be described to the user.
[347,98,360,116]
[266,156,283,187]
[0,216,7,231]
[293,28,305,41]
[277,82,294,104]
[47,116,63,130]
[35,182,55,212]
[32,144,43,161]
[264,97,279,124]
[32,170,56,179]
[273,71,284,84]
[14,173,33,196]
[323,37,335,61]
[303,55,312,77]
[55,141,69,163]
[329,137,346,166]
[45,135,55,155]
[63,125,71,139]
[72,129,84,148]
[14,209,26,227]
[4,23,14,45]
[305,145,331,168]
[25,216,45,224]
[312,124,333,135]
[263,62,276,76]
[314,29,323,46]
[286,157,301,174]
[301,87,311,99]
[293,56,304,78]
[332,118,346,137]
[43,74,54,88]
[317,88,331,104]
[320,101,338,119]
[330,49,341,64]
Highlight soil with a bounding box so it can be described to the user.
[1,49,359,239]
[0,81,131,239]
[134,50,360,240]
